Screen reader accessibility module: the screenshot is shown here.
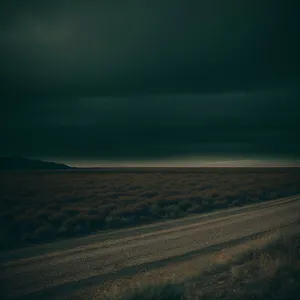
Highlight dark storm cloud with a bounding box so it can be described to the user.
[1,89,299,160]
[0,1,299,162]
[1,0,299,96]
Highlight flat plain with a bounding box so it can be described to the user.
[0,194,299,299]
[1,168,300,250]
[1,168,300,299]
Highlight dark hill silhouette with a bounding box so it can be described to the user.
[0,156,72,170]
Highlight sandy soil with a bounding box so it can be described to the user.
[1,195,299,300]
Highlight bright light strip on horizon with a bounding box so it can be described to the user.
[51,156,300,168]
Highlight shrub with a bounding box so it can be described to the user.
[211,192,220,198]
[35,208,53,220]
[149,204,163,216]
[63,214,91,231]
[232,199,243,206]
[211,199,228,209]
[58,225,72,236]
[187,204,203,213]
[140,191,158,198]
[163,205,184,218]
[132,202,150,216]
[189,195,203,205]
[74,225,85,235]
[34,223,56,241]
[178,199,192,210]
[105,215,123,228]
[48,211,68,224]
[110,206,137,218]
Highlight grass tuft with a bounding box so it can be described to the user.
[99,230,300,300]
[103,282,185,300]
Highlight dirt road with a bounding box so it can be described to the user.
[1,195,300,299]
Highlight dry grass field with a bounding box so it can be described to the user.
[100,228,300,300]
[1,168,300,250]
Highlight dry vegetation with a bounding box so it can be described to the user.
[0,168,300,250]
[101,229,300,300]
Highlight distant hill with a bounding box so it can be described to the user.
[0,156,72,170]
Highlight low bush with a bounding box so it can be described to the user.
[0,169,300,249]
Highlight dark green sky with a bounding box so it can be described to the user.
[0,1,299,165]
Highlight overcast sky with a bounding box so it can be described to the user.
[1,0,299,166]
